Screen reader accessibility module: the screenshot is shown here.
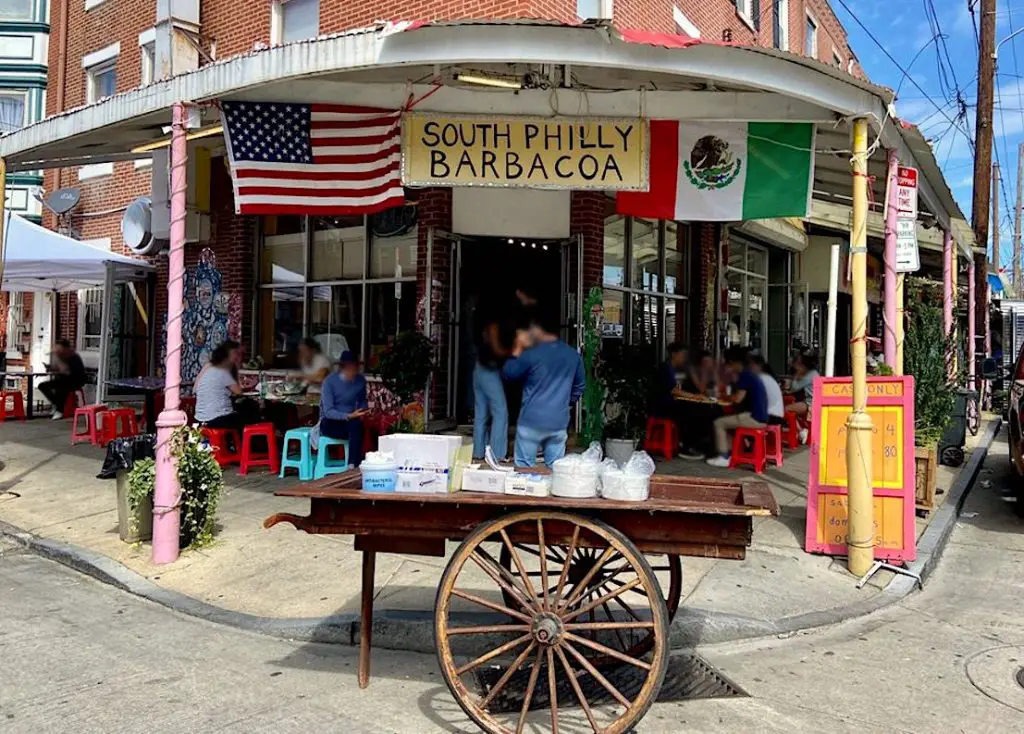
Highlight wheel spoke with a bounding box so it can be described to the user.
[515,648,544,733]
[563,578,644,623]
[607,575,649,599]
[564,632,652,671]
[514,542,566,565]
[555,645,599,733]
[563,641,633,709]
[447,624,531,636]
[470,550,538,614]
[537,520,550,611]
[455,633,533,676]
[500,529,540,603]
[566,621,654,631]
[451,588,533,623]
[607,591,644,622]
[560,546,616,610]
[553,526,580,603]
[547,648,559,734]
[480,641,538,710]
[601,600,630,651]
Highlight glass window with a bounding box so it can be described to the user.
[664,222,688,296]
[747,245,768,276]
[0,0,32,20]
[308,284,362,362]
[257,287,304,366]
[79,288,103,352]
[805,16,818,58]
[0,91,26,135]
[665,298,688,349]
[370,227,417,278]
[281,0,319,43]
[748,279,766,352]
[88,62,117,103]
[601,290,625,340]
[727,270,744,348]
[366,281,416,369]
[603,215,625,287]
[140,42,155,86]
[261,215,306,283]
[630,219,659,291]
[310,215,364,281]
[629,293,660,346]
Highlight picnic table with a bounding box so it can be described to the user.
[265,471,778,733]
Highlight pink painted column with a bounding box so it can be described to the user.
[968,257,976,387]
[942,229,954,379]
[883,149,899,368]
[152,101,189,565]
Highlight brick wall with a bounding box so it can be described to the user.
[570,191,606,290]
[414,187,453,419]
[689,223,719,353]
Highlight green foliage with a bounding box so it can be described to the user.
[598,341,657,441]
[579,287,606,445]
[126,457,155,536]
[904,278,957,447]
[384,418,417,435]
[377,331,435,408]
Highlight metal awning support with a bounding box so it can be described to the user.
[96,261,116,404]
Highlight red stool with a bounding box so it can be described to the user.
[0,391,26,422]
[643,416,678,461]
[201,427,242,466]
[239,422,280,475]
[782,411,801,449]
[62,388,87,417]
[764,424,784,468]
[99,407,139,445]
[728,427,769,474]
[71,404,109,446]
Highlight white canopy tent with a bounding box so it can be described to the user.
[2,211,154,403]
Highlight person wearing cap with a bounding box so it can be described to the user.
[319,350,369,467]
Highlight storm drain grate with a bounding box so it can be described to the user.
[472,653,746,714]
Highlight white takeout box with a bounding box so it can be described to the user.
[396,468,449,494]
[378,434,463,470]
[461,465,508,494]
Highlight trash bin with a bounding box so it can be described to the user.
[938,389,976,467]
[98,434,156,543]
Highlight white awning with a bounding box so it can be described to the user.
[2,211,153,292]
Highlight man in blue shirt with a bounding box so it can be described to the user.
[502,310,586,467]
[706,347,768,468]
[319,350,369,467]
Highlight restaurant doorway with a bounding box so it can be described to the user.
[452,236,576,426]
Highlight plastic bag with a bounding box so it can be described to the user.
[581,441,603,464]
[622,450,656,477]
[97,433,157,479]
[362,450,397,467]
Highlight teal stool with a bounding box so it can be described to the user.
[314,436,350,480]
[279,427,314,481]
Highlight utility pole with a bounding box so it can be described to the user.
[1015,142,1023,288]
[994,161,1001,275]
[974,0,997,356]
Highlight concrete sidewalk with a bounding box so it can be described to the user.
[0,416,998,649]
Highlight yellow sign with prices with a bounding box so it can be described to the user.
[402,114,649,190]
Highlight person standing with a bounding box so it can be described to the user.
[502,310,585,467]
[39,339,88,419]
[706,348,769,467]
[472,300,509,461]
[319,350,369,467]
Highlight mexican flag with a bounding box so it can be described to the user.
[617,121,816,221]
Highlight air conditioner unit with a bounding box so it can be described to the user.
[150,145,212,244]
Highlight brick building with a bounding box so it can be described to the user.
[3,2,971,425]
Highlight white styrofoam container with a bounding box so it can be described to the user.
[600,474,650,502]
[396,468,449,494]
[378,434,463,470]
[551,467,600,498]
[462,466,508,493]
[505,472,552,497]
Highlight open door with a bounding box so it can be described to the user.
[767,281,809,374]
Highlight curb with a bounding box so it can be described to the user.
[0,418,1001,653]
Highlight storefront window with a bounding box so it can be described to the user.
[310,215,364,281]
[726,239,770,354]
[603,215,626,287]
[630,219,659,291]
[630,293,660,346]
[366,281,416,369]
[601,289,625,339]
[664,223,687,296]
[308,284,361,360]
[370,228,417,278]
[257,287,305,364]
[261,215,306,282]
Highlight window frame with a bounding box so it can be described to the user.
[255,213,418,371]
[576,0,613,20]
[773,0,789,51]
[271,0,321,46]
[0,89,27,135]
[725,239,770,357]
[805,12,818,58]
[832,47,843,68]
[5,292,24,357]
[734,0,756,32]
[77,287,104,354]
[139,28,156,87]
[0,0,33,21]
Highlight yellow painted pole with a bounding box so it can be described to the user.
[847,118,875,577]
[895,273,905,375]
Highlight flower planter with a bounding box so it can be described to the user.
[914,445,937,512]
[116,471,152,543]
[605,438,637,467]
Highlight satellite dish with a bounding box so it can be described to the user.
[121,197,160,255]
[44,187,80,215]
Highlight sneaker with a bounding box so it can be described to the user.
[679,447,704,460]
[798,428,809,445]
[705,455,730,468]
[51,412,63,421]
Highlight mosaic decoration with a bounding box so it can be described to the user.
[179,249,236,386]
[106,285,124,379]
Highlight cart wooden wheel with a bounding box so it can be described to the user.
[434,511,670,734]
[499,545,682,662]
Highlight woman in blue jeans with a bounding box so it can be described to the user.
[472,320,508,460]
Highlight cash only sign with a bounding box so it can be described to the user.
[402,114,649,190]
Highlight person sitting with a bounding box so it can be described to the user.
[319,350,369,467]
[706,347,769,468]
[39,339,88,420]
[786,353,820,443]
[650,343,704,460]
[297,337,332,395]
[749,355,785,426]
[688,349,717,396]
[194,340,255,430]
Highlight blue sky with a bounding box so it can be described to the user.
[829,0,1022,268]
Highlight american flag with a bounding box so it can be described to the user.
[221,101,404,215]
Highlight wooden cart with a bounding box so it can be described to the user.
[265,472,778,734]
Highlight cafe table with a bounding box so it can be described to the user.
[0,371,55,419]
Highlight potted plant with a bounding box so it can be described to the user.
[376,331,435,433]
[125,425,225,550]
[598,341,657,465]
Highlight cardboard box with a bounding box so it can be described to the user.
[378,434,464,470]
[396,468,449,494]
[505,471,552,497]
[461,466,509,494]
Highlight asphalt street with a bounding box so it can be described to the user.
[2,437,1024,733]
